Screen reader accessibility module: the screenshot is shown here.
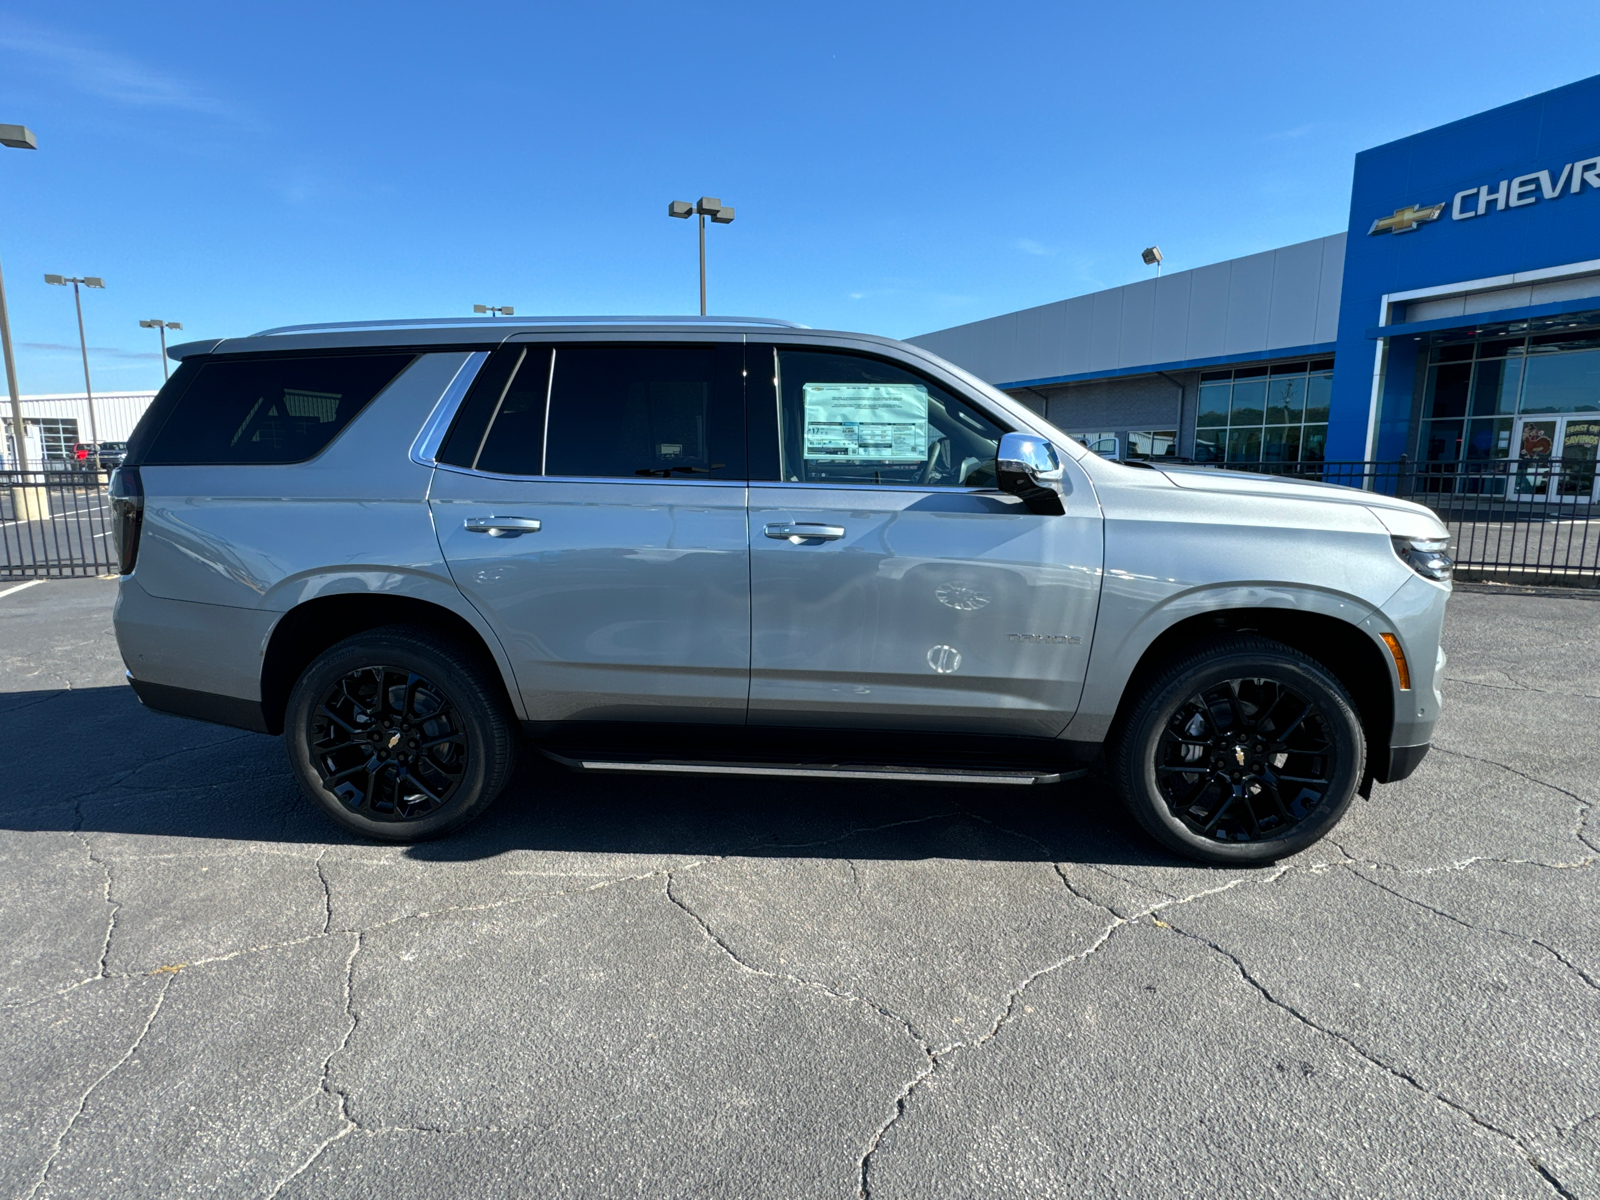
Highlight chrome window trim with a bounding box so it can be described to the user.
[750,480,1003,496]
[408,351,490,467]
[430,462,748,488]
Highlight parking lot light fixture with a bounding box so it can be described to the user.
[140,319,183,380]
[472,304,514,318]
[1,123,38,472]
[46,274,106,463]
[668,196,736,315]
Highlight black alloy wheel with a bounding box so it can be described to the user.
[310,666,467,821]
[1155,676,1336,843]
[1114,635,1364,865]
[285,626,516,841]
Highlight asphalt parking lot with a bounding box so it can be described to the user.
[2,578,1597,1199]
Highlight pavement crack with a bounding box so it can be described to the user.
[265,931,362,1198]
[1346,865,1600,994]
[1157,917,1578,1200]
[72,832,119,980]
[315,851,334,936]
[1430,745,1596,854]
[1444,676,1600,701]
[24,974,174,1199]
[662,869,949,1200]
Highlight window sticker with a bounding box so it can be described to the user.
[802,383,929,462]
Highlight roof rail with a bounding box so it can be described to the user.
[252,315,807,336]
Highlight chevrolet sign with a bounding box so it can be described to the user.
[1368,204,1445,234]
[1368,156,1600,235]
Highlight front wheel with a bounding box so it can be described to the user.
[1113,635,1365,865]
[285,626,517,841]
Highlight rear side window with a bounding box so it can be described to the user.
[140,353,415,465]
[454,343,744,479]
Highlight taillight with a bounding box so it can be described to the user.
[108,466,144,574]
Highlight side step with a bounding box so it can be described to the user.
[546,753,1085,787]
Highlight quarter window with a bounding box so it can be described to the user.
[139,353,416,466]
[766,349,1006,487]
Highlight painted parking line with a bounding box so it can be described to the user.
[0,579,45,600]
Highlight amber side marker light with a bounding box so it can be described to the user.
[1380,633,1411,690]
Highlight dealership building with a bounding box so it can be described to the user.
[910,74,1600,488]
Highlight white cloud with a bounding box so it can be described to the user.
[0,23,240,120]
[23,342,162,361]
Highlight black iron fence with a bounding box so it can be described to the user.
[1194,457,1599,585]
[0,470,118,579]
[1,459,1595,585]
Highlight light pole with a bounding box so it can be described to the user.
[45,273,105,465]
[668,197,735,315]
[139,319,183,380]
[472,304,514,318]
[0,122,37,473]
[1142,245,1164,278]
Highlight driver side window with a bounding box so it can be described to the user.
[773,349,1005,487]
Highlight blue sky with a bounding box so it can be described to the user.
[2,1,1599,394]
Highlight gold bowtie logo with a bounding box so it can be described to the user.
[1369,203,1445,235]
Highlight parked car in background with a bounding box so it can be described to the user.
[71,442,128,471]
[108,316,1453,864]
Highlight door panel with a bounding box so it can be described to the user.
[749,485,1103,737]
[432,473,750,722]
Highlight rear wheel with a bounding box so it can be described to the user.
[1114,636,1364,865]
[285,626,516,841]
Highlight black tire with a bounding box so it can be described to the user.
[285,625,517,841]
[1113,635,1365,865]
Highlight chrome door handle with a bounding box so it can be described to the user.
[464,517,541,538]
[764,522,845,542]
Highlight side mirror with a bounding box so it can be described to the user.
[996,433,1066,515]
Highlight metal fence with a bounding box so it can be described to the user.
[1,460,1595,585]
[0,470,118,579]
[1197,458,1599,586]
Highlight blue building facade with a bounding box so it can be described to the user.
[1333,74,1600,468]
[911,74,1600,490]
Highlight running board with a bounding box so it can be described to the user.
[546,753,1084,787]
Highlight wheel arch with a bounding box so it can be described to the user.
[1105,607,1396,788]
[260,592,520,735]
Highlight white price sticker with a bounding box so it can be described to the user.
[802,383,929,462]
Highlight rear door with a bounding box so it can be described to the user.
[745,344,1104,737]
[430,340,751,724]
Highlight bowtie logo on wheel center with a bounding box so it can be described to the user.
[1234,745,1247,767]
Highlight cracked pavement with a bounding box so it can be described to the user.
[1,580,1596,1199]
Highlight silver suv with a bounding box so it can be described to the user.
[108,317,1451,864]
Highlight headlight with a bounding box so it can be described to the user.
[1392,535,1452,582]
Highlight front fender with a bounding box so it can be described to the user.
[1062,578,1382,742]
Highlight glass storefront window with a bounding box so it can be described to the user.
[1464,417,1512,460]
[1197,359,1333,465]
[1422,420,1463,462]
[1426,363,1471,418]
[1265,375,1305,424]
[1520,347,1600,413]
[1301,424,1327,463]
[1416,323,1600,460]
[1261,425,1300,463]
[1197,383,1230,428]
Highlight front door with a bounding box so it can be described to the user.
[430,341,751,723]
[746,345,1104,738]
[1513,417,1600,502]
